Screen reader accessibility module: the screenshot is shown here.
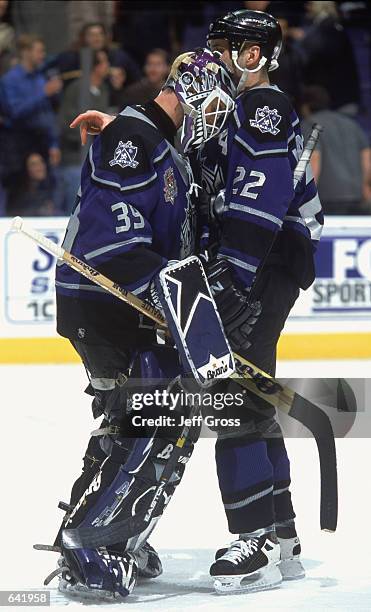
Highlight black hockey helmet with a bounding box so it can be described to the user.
[207,9,282,72]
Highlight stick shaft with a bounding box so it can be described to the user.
[293,123,322,189]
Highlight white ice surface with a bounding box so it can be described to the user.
[1,361,371,610]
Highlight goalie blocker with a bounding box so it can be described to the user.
[156,256,235,387]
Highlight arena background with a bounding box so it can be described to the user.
[0,0,370,363]
[1,3,371,610]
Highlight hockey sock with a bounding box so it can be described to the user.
[215,437,275,533]
[266,437,295,523]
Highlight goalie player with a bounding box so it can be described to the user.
[47,49,236,601]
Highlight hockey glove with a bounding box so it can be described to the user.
[206,259,261,353]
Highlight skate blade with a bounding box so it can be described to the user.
[58,579,129,602]
[213,563,282,595]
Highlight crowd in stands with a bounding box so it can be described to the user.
[0,0,370,217]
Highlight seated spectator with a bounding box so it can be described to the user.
[301,86,371,215]
[7,152,62,216]
[121,48,170,106]
[0,0,14,75]
[57,22,140,89]
[0,34,62,183]
[58,49,111,213]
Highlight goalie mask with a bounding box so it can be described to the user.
[165,48,235,154]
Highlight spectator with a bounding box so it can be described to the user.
[7,152,62,216]
[0,0,15,75]
[0,34,62,183]
[121,48,170,106]
[301,86,371,215]
[57,22,140,89]
[58,49,111,213]
[293,1,360,113]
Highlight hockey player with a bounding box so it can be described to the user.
[200,9,324,593]
[48,48,236,600]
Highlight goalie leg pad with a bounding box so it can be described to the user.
[62,428,197,551]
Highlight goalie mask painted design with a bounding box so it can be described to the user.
[166,48,235,153]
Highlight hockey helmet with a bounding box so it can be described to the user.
[165,48,235,153]
[207,10,282,74]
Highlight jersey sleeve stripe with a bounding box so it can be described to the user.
[299,192,323,241]
[217,252,258,273]
[284,215,306,227]
[131,280,151,296]
[84,236,152,260]
[229,202,283,227]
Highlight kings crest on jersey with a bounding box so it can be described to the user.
[109,140,139,169]
[55,105,197,345]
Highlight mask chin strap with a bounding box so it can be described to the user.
[232,49,268,94]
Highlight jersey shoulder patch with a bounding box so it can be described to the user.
[90,112,164,189]
[240,87,292,143]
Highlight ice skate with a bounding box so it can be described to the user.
[210,532,282,594]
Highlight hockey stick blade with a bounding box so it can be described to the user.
[289,394,338,532]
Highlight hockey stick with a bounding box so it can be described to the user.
[294,123,322,189]
[11,211,338,532]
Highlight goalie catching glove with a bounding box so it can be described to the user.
[206,259,261,353]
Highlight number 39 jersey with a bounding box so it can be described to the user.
[201,85,324,293]
[56,104,196,347]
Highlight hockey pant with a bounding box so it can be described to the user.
[209,262,300,534]
[55,342,201,554]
